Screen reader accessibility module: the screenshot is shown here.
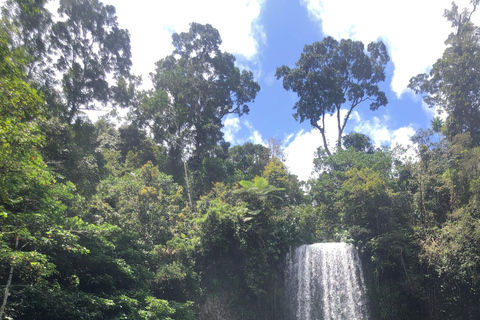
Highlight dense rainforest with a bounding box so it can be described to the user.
[1,0,480,319]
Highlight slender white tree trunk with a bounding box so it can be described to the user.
[183,160,193,208]
[0,236,18,319]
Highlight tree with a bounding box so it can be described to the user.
[409,0,480,145]
[227,142,271,181]
[140,23,260,193]
[266,136,286,162]
[196,178,295,319]
[262,157,303,207]
[91,162,185,245]
[276,37,389,155]
[51,0,132,124]
[339,167,392,237]
[0,26,48,318]
[1,0,53,83]
[0,26,92,319]
[343,132,375,153]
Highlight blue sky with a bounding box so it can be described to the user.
[49,0,478,180]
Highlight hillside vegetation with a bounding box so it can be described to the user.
[1,1,480,319]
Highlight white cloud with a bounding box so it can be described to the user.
[353,114,392,147]
[284,110,349,181]
[106,0,265,86]
[244,120,266,145]
[352,113,416,149]
[300,0,478,97]
[249,130,265,145]
[284,109,418,181]
[285,129,321,181]
[392,126,416,149]
[421,101,448,123]
[223,115,241,143]
[221,117,265,146]
[351,113,418,160]
[283,133,295,146]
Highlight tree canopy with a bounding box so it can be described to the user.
[136,22,260,199]
[409,0,480,145]
[3,1,480,319]
[276,36,389,155]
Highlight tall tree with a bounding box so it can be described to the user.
[266,136,286,162]
[409,0,480,146]
[1,0,52,83]
[51,0,132,124]
[0,26,89,319]
[276,37,389,155]
[139,23,260,193]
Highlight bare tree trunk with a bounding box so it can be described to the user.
[313,112,332,156]
[0,236,19,319]
[337,106,342,150]
[183,160,193,208]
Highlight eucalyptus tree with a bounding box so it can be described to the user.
[140,23,260,199]
[409,0,480,146]
[276,37,389,155]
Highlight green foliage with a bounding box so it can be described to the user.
[91,162,185,245]
[343,132,375,153]
[4,0,480,319]
[227,142,271,181]
[195,177,296,319]
[137,23,260,188]
[409,1,480,145]
[276,36,389,155]
[140,297,195,320]
[51,0,132,123]
[238,176,280,194]
[0,26,110,319]
[1,0,53,86]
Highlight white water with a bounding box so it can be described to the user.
[285,243,369,320]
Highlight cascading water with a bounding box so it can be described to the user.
[284,243,369,320]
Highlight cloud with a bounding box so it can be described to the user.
[284,111,348,181]
[352,114,393,147]
[283,133,295,146]
[244,120,266,145]
[351,113,417,160]
[351,113,416,149]
[421,100,436,119]
[221,116,265,146]
[300,0,477,97]
[284,129,322,181]
[284,109,417,181]
[103,0,266,86]
[421,100,448,124]
[391,127,416,149]
[223,115,242,143]
[249,130,265,145]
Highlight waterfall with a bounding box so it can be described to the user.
[284,243,369,320]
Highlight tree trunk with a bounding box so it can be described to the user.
[0,236,18,319]
[183,160,193,208]
[313,113,332,156]
[337,106,342,150]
